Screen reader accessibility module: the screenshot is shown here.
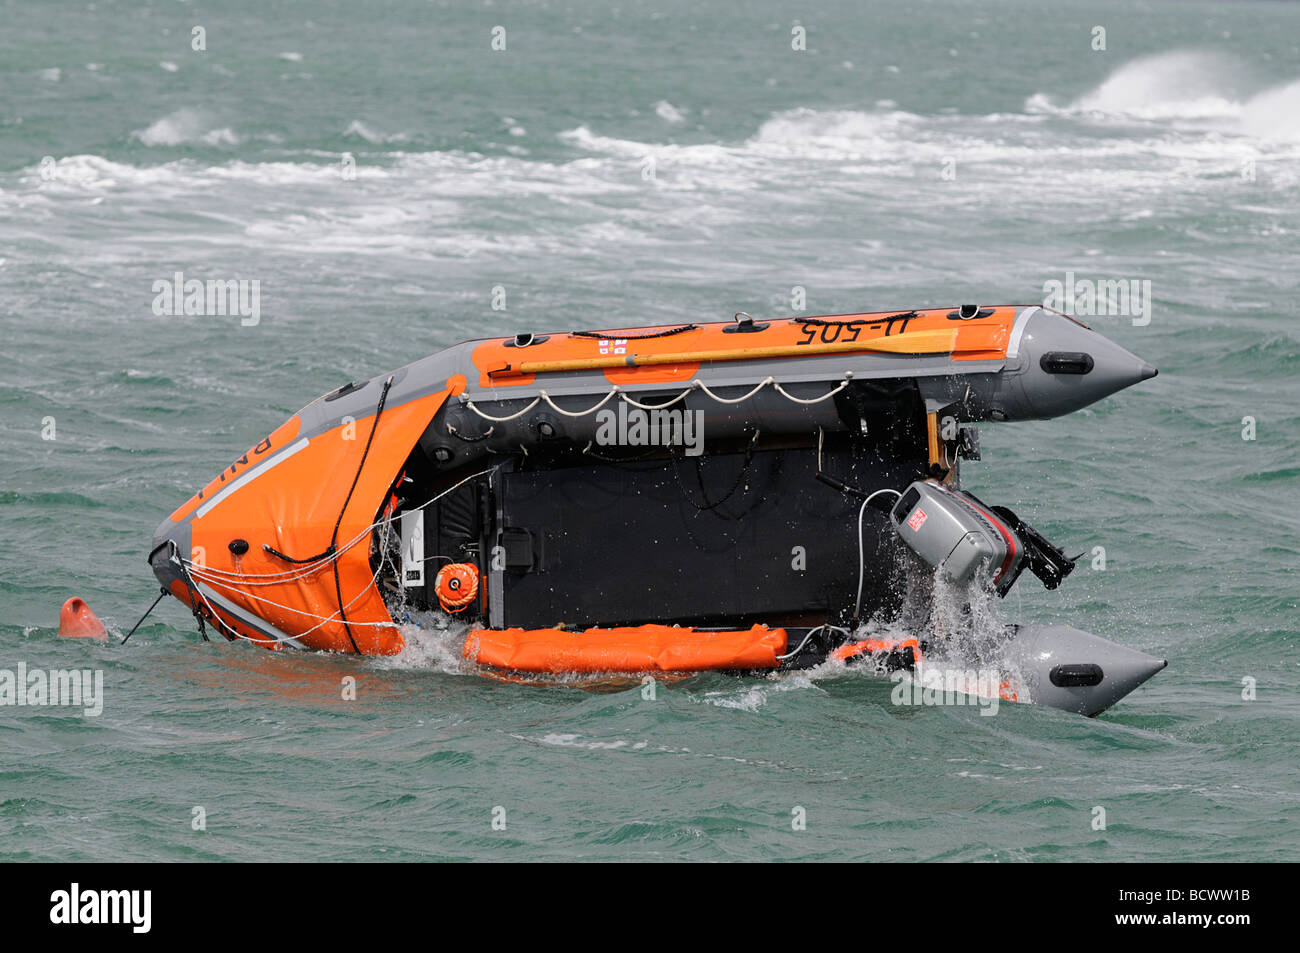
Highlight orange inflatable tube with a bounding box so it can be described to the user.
[464,624,787,673]
[831,636,922,664]
[164,386,457,654]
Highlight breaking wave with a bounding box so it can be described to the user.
[1070,50,1244,119]
[133,108,242,147]
[1240,78,1300,141]
[342,119,409,144]
[1028,49,1300,140]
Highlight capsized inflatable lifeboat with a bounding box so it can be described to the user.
[149,304,1166,716]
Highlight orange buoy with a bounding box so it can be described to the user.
[58,597,108,641]
[434,563,479,613]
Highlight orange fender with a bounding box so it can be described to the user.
[464,624,787,673]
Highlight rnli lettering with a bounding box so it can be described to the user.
[195,435,275,501]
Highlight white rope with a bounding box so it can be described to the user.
[186,526,370,586]
[183,466,498,585]
[188,374,854,587]
[620,386,694,410]
[185,481,430,644]
[773,378,850,404]
[464,375,850,423]
[854,488,903,622]
[184,545,354,587]
[175,366,862,641]
[777,624,851,661]
[693,377,772,405]
[190,557,393,633]
[185,571,302,647]
[539,388,621,417]
[464,396,540,422]
[188,573,365,647]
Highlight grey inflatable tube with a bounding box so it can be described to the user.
[1004,623,1166,716]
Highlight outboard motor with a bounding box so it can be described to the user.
[889,479,1077,596]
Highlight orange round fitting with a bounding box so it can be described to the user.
[434,563,479,613]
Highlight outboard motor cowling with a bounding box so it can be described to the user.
[890,479,1080,596]
[890,480,1024,595]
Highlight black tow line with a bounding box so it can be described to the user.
[120,588,168,646]
[257,376,395,654]
[331,376,395,653]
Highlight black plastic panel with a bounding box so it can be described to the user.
[495,445,918,629]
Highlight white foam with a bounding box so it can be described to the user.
[1068,50,1244,120]
[202,128,241,146]
[343,120,408,144]
[540,733,634,750]
[133,109,241,147]
[8,78,1299,259]
[749,107,923,159]
[702,686,769,711]
[654,100,686,123]
[18,154,344,192]
[1031,49,1300,142]
[559,125,660,158]
[1241,79,1300,141]
[697,670,820,711]
[1023,92,1056,115]
[369,612,475,674]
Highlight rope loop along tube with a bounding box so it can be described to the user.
[465,375,852,425]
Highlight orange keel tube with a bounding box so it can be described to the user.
[464,624,788,673]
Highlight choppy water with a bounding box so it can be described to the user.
[2,0,1297,861]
